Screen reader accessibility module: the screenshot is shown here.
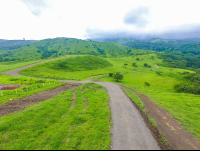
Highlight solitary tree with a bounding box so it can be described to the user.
[136,58,140,61]
[113,72,124,82]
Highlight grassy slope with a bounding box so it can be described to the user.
[0,75,63,104]
[0,83,111,150]
[1,38,153,62]
[20,54,162,80]
[0,60,43,73]
[94,66,200,139]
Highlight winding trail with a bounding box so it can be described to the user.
[2,59,161,150]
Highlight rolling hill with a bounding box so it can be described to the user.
[0,38,152,63]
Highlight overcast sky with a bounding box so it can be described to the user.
[0,0,200,40]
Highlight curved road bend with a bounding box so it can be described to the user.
[2,61,160,150]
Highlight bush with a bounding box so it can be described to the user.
[132,62,138,67]
[136,58,140,61]
[109,73,113,77]
[144,82,150,87]
[144,63,148,67]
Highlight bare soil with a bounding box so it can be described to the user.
[121,85,200,150]
[0,84,80,118]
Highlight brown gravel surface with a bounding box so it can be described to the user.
[122,86,200,150]
[0,84,80,118]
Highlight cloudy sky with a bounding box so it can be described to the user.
[0,0,200,40]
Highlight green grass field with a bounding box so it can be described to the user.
[0,83,111,150]
[0,60,43,73]
[94,67,200,140]
[20,54,162,80]
[0,75,63,104]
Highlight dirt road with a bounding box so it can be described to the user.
[2,56,70,77]
[2,61,161,150]
[97,82,160,150]
[0,84,80,118]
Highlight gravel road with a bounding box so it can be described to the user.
[96,82,160,150]
[2,59,160,150]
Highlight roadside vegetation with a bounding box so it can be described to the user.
[0,83,111,150]
[20,54,161,80]
[123,88,171,149]
[0,75,63,104]
[94,66,200,140]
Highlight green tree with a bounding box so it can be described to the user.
[113,72,124,82]
[136,58,140,61]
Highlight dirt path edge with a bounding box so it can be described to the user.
[121,85,200,150]
[121,85,172,150]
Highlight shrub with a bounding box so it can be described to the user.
[144,82,150,87]
[132,62,138,67]
[144,63,148,67]
[109,73,113,77]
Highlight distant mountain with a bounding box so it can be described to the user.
[0,39,38,50]
[0,37,152,62]
[92,38,200,53]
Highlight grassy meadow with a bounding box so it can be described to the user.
[20,54,162,80]
[0,83,111,150]
[0,60,43,73]
[94,66,200,140]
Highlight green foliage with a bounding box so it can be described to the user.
[0,39,37,50]
[113,72,124,82]
[144,82,150,87]
[132,62,138,67]
[0,83,111,150]
[174,72,200,94]
[136,58,140,61]
[109,73,113,77]
[0,38,153,63]
[144,63,148,67]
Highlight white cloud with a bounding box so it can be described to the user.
[0,0,200,40]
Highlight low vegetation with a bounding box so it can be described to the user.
[0,75,63,104]
[94,67,200,139]
[0,83,111,150]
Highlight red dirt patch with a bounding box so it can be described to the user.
[121,85,200,150]
[1,86,18,90]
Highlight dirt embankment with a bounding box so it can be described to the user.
[121,85,200,150]
[0,84,80,118]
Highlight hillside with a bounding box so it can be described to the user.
[0,38,152,63]
[0,39,37,50]
[93,38,200,70]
